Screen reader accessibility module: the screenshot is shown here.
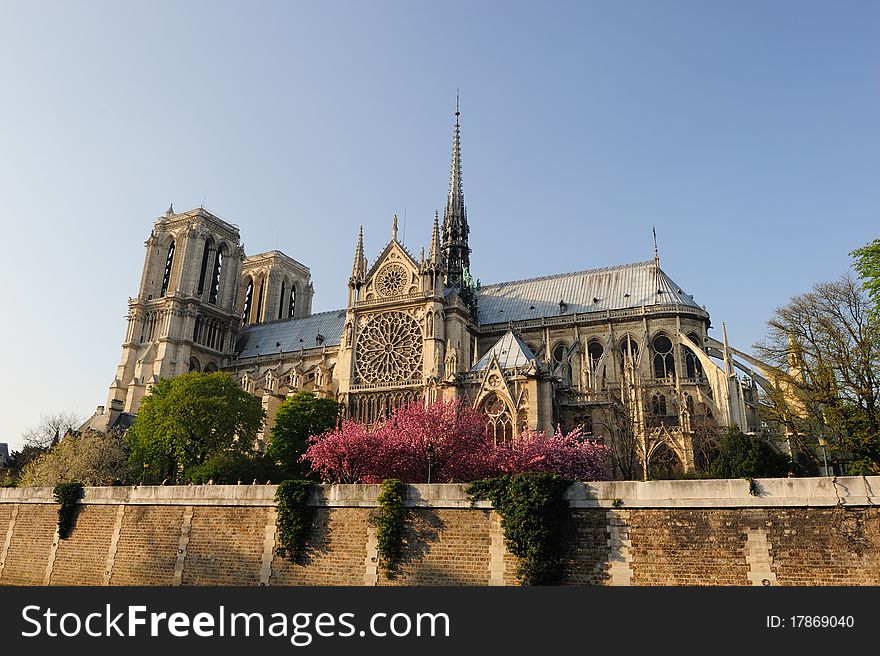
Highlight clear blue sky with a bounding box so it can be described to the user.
[1,1,877,452]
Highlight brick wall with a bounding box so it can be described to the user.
[0,477,878,586]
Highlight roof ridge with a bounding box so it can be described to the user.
[479,260,656,289]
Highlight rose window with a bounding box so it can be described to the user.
[375,263,409,298]
[356,312,423,385]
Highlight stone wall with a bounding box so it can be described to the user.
[1,477,878,586]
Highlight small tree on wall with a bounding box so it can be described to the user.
[266,392,342,479]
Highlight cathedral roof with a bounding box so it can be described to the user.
[235,309,347,358]
[476,261,702,325]
[472,330,537,371]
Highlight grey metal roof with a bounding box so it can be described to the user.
[476,261,701,325]
[235,309,347,358]
[472,331,537,371]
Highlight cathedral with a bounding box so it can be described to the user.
[86,106,779,479]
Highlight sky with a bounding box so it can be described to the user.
[0,0,877,452]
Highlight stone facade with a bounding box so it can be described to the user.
[88,107,782,478]
[1,477,878,586]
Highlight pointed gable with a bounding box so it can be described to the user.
[472,330,536,371]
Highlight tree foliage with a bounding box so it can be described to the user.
[754,275,880,473]
[19,430,131,487]
[467,473,572,585]
[852,238,880,322]
[125,372,265,483]
[22,411,84,449]
[267,392,342,478]
[303,400,611,483]
[709,429,794,479]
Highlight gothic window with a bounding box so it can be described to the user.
[160,240,175,297]
[197,238,213,294]
[686,394,695,415]
[651,394,668,416]
[684,333,704,379]
[685,346,703,379]
[619,336,639,372]
[209,247,223,304]
[375,263,408,297]
[289,285,297,318]
[482,394,513,444]
[255,277,265,322]
[242,278,253,323]
[355,311,423,385]
[188,356,201,373]
[278,280,287,320]
[551,342,570,385]
[193,316,201,342]
[652,334,675,380]
[587,340,604,371]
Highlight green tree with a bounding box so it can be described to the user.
[267,392,342,478]
[754,275,880,473]
[852,238,880,322]
[709,429,794,479]
[125,372,265,483]
[18,430,131,487]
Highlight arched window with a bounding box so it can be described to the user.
[160,240,175,297]
[686,394,695,415]
[482,394,513,444]
[209,247,223,304]
[684,333,704,380]
[278,280,287,320]
[587,340,604,372]
[652,334,675,380]
[619,336,639,372]
[188,356,201,373]
[651,394,668,416]
[242,278,254,323]
[551,342,570,385]
[255,277,265,322]
[289,285,297,318]
[197,238,213,295]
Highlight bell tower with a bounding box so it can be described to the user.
[106,206,245,414]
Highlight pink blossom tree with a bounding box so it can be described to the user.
[303,400,611,483]
[494,426,610,481]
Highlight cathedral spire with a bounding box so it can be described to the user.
[350,225,365,284]
[429,209,441,267]
[441,95,471,292]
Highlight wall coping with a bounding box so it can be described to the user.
[1,476,877,509]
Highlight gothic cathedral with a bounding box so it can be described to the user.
[87,106,777,479]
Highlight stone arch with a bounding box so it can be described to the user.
[652,332,675,380]
[480,393,514,444]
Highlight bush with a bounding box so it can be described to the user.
[187,451,282,484]
[709,429,794,479]
[467,473,572,585]
[274,480,316,563]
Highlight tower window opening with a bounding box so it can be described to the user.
[255,278,265,322]
[242,278,253,323]
[278,281,287,320]
[160,240,175,297]
[209,249,223,304]
[289,285,296,318]
[197,239,213,294]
